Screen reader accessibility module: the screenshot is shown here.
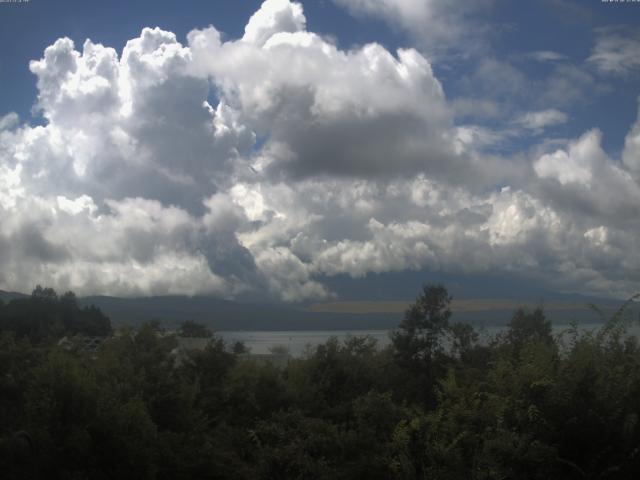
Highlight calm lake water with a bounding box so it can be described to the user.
[218,323,640,356]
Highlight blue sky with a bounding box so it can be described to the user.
[2,0,638,151]
[1,0,387,120]
[0,0,639,301]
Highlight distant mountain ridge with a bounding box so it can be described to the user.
[0,290,28,303]
[3,289,632,331]
[79,294,399,331]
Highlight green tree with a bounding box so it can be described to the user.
[392,284,453,406]
[505,307,553,355]
[177,320,213,338]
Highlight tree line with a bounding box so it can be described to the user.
[1,285,639,479]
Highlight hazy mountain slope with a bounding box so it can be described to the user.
[0,290,29,303]
[80,294,630,331]
[3,289,632,331]
[79,295,399,331]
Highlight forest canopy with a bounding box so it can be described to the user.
[0,286,111,341]
[1,285,639,479]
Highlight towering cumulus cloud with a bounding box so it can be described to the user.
[1,0,639,300]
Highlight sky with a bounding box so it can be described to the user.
[0,0,639,302]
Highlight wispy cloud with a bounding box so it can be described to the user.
[516,109,568,132]
[527,50,567,63]
[332,0,497,60]
[588,28,640,76]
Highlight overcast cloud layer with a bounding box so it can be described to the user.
[1,0,639,301]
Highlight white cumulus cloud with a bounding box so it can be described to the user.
[1,0,640,302]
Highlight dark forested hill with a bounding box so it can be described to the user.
[80,294,627,330]
[2,288,632,331]
[79,294,399,330]
[0,290,28,303]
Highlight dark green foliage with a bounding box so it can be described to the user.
[177,319,213,338]
[0,286,111,342]
[506,307,553,353]
[232,340,249,354]
[1,284,640,479]
[392,284,467,406]
[393,284,453,364]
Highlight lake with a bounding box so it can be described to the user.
[218,323,640,356]
[219,330,392,355]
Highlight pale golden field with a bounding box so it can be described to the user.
[307,299,609,315]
